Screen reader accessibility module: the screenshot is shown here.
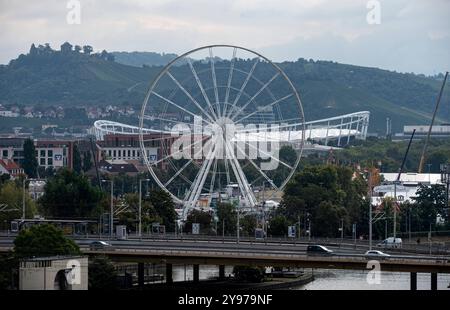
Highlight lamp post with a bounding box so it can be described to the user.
[102,179,114,238]
[22,177,27,220]
[139,178,150,238]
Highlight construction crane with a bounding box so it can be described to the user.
[393,129,415,238]
[418,71,448,173]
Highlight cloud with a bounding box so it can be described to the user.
[0,0,448,74]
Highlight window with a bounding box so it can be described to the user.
[127,150,131,157]
[113,150,116,158]
[48,158,53,166]
[40,158,45,165]
[2,150,7,157]
[48,150,53,157]
[108,150,112,157]
[132,150,136,157]
[118,150,121,158]
[40,150,45,157]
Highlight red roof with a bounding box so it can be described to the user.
[0,159,21,171]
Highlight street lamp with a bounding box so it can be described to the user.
[22,177,27,220]
[101,179,114,238]
[138,178,150,238]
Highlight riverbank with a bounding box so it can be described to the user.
[140,271,314,290]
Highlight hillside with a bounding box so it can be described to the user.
[111,51,178,67]
[0,45,448,133]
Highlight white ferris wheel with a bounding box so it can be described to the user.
[139,45,305,218]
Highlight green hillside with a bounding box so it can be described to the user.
[0,46,448,133]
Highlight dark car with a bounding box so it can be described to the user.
[89,240,114,251]
[306,245,333,256]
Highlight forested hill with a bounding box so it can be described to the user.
[0,44,448,133]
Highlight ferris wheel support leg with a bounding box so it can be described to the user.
[225,141,257,207]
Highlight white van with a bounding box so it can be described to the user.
[377,237,402,248]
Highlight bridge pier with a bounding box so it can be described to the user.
[166,263,173,285]
[410,272,417,290]
[193,264,200,283]
[431,273,437,290]
[219,265,225,280]
[138,262,144,288]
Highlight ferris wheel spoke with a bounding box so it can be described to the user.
[223,47,237,117]
[230,72,280,121]
[150,135,210,166]
[150,90,214,125]
[166,72,216,123]
[234,93,293,124]
[185,145,217,212]
[164,159,194,187]
[186,58,219,120]
[242,140,293,170]
[226,59,259,118]
[234,143,279,191]
[209,48,221,118]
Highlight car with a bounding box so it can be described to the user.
[89,240,114,251]
[306,245,333,256]
[377,237,402,249]
[364,250,390,258]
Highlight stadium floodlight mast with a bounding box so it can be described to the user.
[138,45,307,219]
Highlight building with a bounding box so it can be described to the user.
[35,140,74,170]
[19,256,88,290]
[399,125,450,139]
[97,133,169,168]
[98,159,139,175]
[0,159,24,178]
[0,137,25,164]
[371,172,443,206]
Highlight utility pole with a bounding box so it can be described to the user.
[138,178,150,238]
[22,177,27,220]
[236,206,240,244]
[102,180,114,238]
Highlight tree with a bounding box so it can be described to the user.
[184,209,212,234]
[82,150,93,172]
[217,203,237,235]
[39,168,103,218]
[73,143,82,174]
[312,201,347,237]
[268,215,288,236]
[74,45,82,53]
[240,214,257,237]
[148,189,177,231]
[22,138,38,178]
[83,45,93,55]
[279,164,367,237]
[0,180,36,223]
[88,256,117,290]
[14,224,80,258]
[413,184,447,230]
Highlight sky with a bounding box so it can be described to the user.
[0,0,449,75]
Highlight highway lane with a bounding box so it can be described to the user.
[2,235,446,261]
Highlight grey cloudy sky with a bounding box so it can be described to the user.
[0,0,449,74]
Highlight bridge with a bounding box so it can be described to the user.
[1,235,449,290]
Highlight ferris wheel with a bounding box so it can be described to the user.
[139,45,305,218]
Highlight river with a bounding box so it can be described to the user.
[171,265,450,290]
